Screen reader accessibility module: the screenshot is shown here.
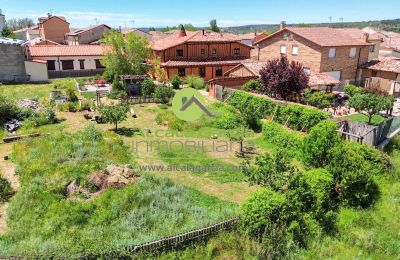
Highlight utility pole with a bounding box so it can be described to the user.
[339,17,344,27]
[328,16,332,27]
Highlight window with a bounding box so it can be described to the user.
[292,45,298,55]
[303,67,311,74]
[199,67,206,77]
[95,59,105,69]
[178,68,186,76]
[61,60,74,70]
[79,60,85,70]
[215,66,222,77]
[234,48,240,55]
[176,49,184,57]
[212,48,217,55]
[47,60,56,71]
[369,45,375,53]
[280,45,287,54]
[328,48,336,59]
[349,47,357,58]
[200,48,205,55]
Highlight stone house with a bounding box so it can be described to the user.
[66,24,112,45]
[38,14,70,44]
[253,22,373,83]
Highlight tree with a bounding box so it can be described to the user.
[303,89,335,109]
[1,26,16,38]
[98,104,130,130]
[343,84,362,97]
[140,78,156,96]
[185,75,205,89]
[349,92,395,124]
[101,30,151,82]
[302,120,341,168]
[154,86,175,104]
[241,79,262,93]
[259,57,309,100]
[6,18,34,31]
[209,19,220,32]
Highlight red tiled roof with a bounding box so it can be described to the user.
[28,45,106,57]
[152,30,243,51]
[161,56,249,67]
[66,24,111,36]
[254,27,371,47]
[361,57,400,74]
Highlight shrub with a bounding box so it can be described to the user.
[154,86,174,104]
[111,80,126,92]
[241,79,262,93]
[302,120,341,168]
[80,100,92,111]
[58,102,79,112]
[0,95,19,125]
[0,174,12,202]
[343,84,362,97]
[98,104,130,130]
[170,75,182,89]
[286,169,337,234]
[155,111,186,131]
[102,70,114,83]
[241,188,287,236]
[202,102,246,129]
[327,143,380,208]
[302,89,335,109]
[185,75,205,89]
[262,121,304,151]
[140,79,156,96]
[65,85,79,102]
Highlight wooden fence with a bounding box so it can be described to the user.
[1,217,240,259]
[119,96,158,104]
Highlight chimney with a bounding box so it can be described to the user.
[179,25,187,37]
[202,29,205,35]
[363,33,369,42]
[280,21,286,30]
[254,31,257,36]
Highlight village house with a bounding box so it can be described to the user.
[362,27,400,58]
[360,57,400,96]
[38,14,70,44]
[14,25,40,41]
[26,45,106,79]
[151,26,252,81]
[252,22,373,82]
[208,60,340,98]
[66,24,111,45]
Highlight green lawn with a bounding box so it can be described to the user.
[0,83,53,101]
[344,113,386,126]
[0,127,237,258]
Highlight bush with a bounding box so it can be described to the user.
[241,79,262,93]
[262,121,304,151]
[302,89,335,109]
[202,102,246,129]
[327,143,380,208]
[302,120,341,168]
[185,75,205,89]
[0,174,12,202]
[80,100,92,111]
[154,86,174,104]
[0,95,19,125]
[286,169,337,234]
[58,102,79,112]
[155,111,186,131]
[111,80,126,92]
[241,188,287,236]
[343,84,362,97]
[103,70,114,83]
[170,75,182,89]
[140,79,156,96]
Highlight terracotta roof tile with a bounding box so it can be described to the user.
[161,56,249,67]
[66,24,111,36]
[28,45,106,57]
[361,57,400,74]
[255,27,371,47]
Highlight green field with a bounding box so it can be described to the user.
[344,113,386,126]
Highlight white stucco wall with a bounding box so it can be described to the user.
[33,55,104,71]
[25,61,48,82]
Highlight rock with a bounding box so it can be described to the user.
[88,171,107,189]
[4,119,22,133]
[66,180,79,196]
[18,99,40,111]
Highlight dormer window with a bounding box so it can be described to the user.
[234,48,240,55]
[176,49,184,57]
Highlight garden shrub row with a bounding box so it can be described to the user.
[262,121,304,151]
[227,91,330,131]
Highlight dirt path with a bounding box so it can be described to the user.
[0,143,19,234]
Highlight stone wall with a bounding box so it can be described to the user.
[0,44,27,83]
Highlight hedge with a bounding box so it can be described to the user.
[228,91,330,132]
[262,121,304,151]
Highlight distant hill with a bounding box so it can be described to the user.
[144,18,400,35]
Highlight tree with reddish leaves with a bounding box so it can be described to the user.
[259,57,309,101]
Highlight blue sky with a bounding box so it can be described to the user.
[0,0,399,28]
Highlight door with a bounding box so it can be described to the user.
[326,71,341,80]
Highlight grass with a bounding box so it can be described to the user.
[0,83,54,101]
[158,149,246,183]
[81,92,96,99]
[344,113,386,126]
[0,127,237,258]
